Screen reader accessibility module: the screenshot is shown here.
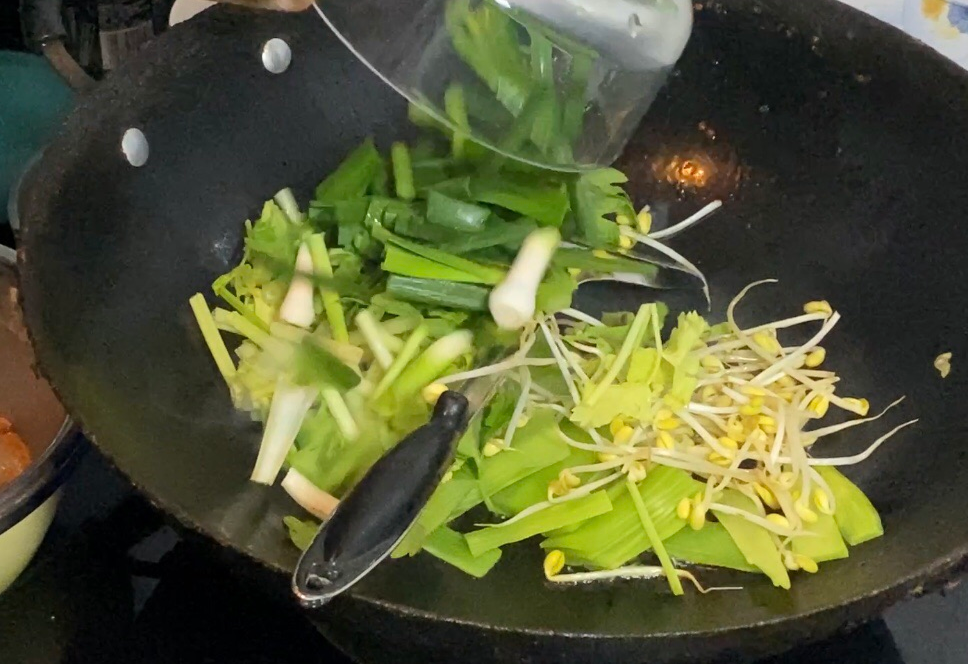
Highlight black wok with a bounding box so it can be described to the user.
[16,1,968,661]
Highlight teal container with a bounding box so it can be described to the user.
[0,52,74,225]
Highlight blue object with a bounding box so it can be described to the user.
[0,51,74,225]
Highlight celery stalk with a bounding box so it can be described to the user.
[713,490,791,589]
[815,467,884,546]
[465,490,612,557]
[791,512,849,562]
[372,324,430,400]
[626,479,684,595]
[541,466,702,570]
[213,308,270,347]
[582,303,652,405]
[489,446,596,516]
[424,527,502,578]
[306,233,349,343]
[664,523,759,572]
[477,411,570,498]
[190,293,236,382]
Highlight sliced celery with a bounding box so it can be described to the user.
[626,479,684,595]
[477,411,571,498]
[465,490,612,557]
[541,466,702,570]
[489,446,596,516]
[424,527,501,578]
[189,293,236,382]
[713,490,791,589]
[816,467,884,546]
[664,523,758,573]
[791,512,849,563]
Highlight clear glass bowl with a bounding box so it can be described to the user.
[314,0,694,170]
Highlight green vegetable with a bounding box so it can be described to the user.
[386,276,490,312]
[373,226,507,285]
[626,479,684,595]
[551,247,659,279]
[489,446,596,516]
[791,512,849,563]
[444,85,470,159]
[315,139,383,203]
[816,467,884,546]
[477,411,571,499]
[284,516,319,552]
[470,174,570,228]
[372,324,430,400]
[427,190,491,232]
[292,337,361,391]
[437,217,537,254]
[570,168,634,248]
[391,142,416,201]
[542,466,702,570]
[664,523,759,573]
[388,330,474,405]
[383,245,498,284]
[424,527,502,578]
[713,491,791,589]
[394,466,482,556]
[465,490,612,557]
[306,233,349,343]
[190,293,236,382]
[245,200,304,268]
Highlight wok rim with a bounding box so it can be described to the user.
[14,0,968,645]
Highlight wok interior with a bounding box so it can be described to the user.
[17,0,968,641]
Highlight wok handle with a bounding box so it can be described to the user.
[292,391,470,608]
[20,0,95,91]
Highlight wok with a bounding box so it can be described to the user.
[15,0,968,661]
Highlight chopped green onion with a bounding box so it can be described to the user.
[372,324,430,400]
[391,142,416,201]
[386,276,490,312]
[427,190,490,233]
[307,233,349,343]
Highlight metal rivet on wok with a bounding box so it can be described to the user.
[262,38,292,74]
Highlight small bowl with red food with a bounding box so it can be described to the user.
[0,244,83,594]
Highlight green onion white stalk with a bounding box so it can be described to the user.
[489,228,561,330]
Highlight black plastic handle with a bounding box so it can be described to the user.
[292,390,469,607]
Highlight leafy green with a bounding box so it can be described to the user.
[284,516,319,552]
[245,201,304,268]
[372,226,507,285]
[570,383,654,428]
[315,139,384,203]
[570,168,634,248]
[477,411,570,498]
[470,173,570,228]
[791,512,849,562]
